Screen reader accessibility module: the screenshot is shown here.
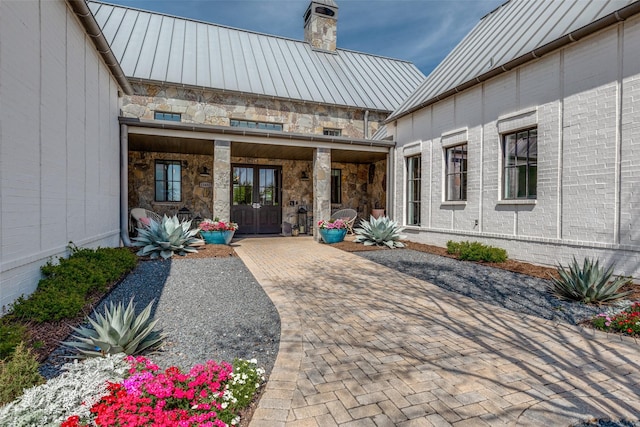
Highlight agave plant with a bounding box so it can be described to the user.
[133,215,204,259]
[62,299,164,358]
[548,257,632,304]
[353,215,407,248]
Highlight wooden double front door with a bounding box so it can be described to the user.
[230,165,282,234]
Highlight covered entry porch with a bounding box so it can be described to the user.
[120,118,392,239]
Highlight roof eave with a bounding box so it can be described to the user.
[386,0,640,123]
[66,0,134,95]
[118,117,396,148]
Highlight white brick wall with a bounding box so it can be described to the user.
[393,17,640,279]
[0,0,122,312]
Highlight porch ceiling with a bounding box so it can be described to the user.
[129,135,387,163]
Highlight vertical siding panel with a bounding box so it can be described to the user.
[40,0,68,249]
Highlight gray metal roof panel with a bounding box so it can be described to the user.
[389,0,638,121]
[88,1,424,112]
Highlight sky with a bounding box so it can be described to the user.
[101,0,506,76]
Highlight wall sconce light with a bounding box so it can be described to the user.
[200,166,211,177]
[300,171,309,181]
[133,162,149,170]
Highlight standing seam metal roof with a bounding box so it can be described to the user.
[388,0,640,121]
[88,1,425,112]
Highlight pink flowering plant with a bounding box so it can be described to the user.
[61,355,265,427]
[199,218,239,232]
[592,302,640,337]
[317,218,348,230]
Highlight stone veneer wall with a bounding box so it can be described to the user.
[304,14,337,52]
[129,151,215,220]
[128,151,386,229]
[122,83,386,139]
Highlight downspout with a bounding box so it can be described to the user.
[120,124,132,246]
[364,110,370,139]
[66,0,133,95]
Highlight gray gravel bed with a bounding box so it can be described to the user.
[41,257,280,379]
[354,249,614,325]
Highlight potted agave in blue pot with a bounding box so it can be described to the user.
[198,218,238,245]
[317,218,348,244]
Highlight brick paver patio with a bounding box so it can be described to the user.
[234,237,640,427]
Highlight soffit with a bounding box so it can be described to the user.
[128,134,386,163]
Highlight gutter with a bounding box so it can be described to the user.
[386,1,640,123]
[66,0,133,95]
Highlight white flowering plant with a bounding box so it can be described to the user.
[226,358,266,411]
[0,354,129,427]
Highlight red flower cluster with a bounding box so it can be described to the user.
[62,356,235,427]
[592,302,640,337]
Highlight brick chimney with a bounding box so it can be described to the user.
[304,0,338,52]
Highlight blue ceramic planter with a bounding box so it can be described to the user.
[201,230,235,245]
[319,228,347,244]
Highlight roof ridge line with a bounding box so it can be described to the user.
[89,0,416,65]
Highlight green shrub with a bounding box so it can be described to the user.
[11,288,86,323]
[549,257,632,304]
[0,343,45,406]
[446,240,508,263]
[10,245,137,323]
[0,321,26,360]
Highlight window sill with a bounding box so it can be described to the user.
[496,199,537,206]
[441,201,467,207]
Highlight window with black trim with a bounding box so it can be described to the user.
[445,144,467,201]
[331,169,341,204]
[503,128,537,199]
[323,128,342,137]
[154,111,181,122]
[230,119,283,131]
[406,156,421,225]
[155,160,181,202]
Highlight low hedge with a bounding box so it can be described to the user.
[446,240,508,263]
[9,245,137,323]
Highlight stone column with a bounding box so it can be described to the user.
[213,140,231,221]
[313,147,331,241]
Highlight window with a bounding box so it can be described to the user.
[503,128,537,199]
[154,111,181,122]
[445,144,467,201]
[323,128,342,137]
[230,119,283,131]
[406,156,421,225]
[155,160,181,202]
[331,169,341,204]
